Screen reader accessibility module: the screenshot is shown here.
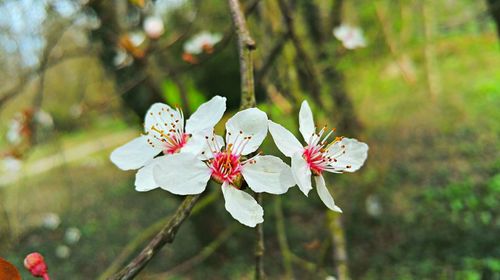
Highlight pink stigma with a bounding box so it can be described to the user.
[209,150,242,185]
[302,126,346,175]
[303,145,326,175]
[163,133,190,154]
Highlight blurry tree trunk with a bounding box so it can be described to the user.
[327,212,349,280]
[487,0,500,39]
[374,2,416,85]
[305,1,354,279]
[89,1,164,119]
[277,0,326,111]
[319,0,362,134]
[421,1,441,99]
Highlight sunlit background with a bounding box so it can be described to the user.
[1,0,499,279]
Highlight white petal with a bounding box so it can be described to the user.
[299,101,315,142]
[200,134,225,158]
[181,130,224,158]
[241,155,295,194]
[225,108,268,155]
[153,153,211,195]
[268,120,303,157]
[326,138,368,173]
[185,96,226,134]
[135,157,164,192]
[144,102,182,136]
[333,25,350,40]
[291,151,312,196]
[221,182,264,227]
[314,175,342,213]
[110,136,161,170]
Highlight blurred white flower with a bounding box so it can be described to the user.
[75,7,101,30]
[129,32,146,47]
[113,48,132,68]
[268,101,369,212]
[42,213,61,230]
[111,96,227,192]
[2,156,22,173]
[153,108,295,227]
[34,110,54,128]
[183,31,222,55]
[366,194,382,217]
[333,24,366,50]
[325,276,337,280]
[6,118,22,145]
[55,245,71,259]
[143,16,165,39]
[64,227,81,244]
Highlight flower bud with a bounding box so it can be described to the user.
[143,16,164,39]
[24,253,49,279]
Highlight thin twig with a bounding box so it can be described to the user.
[374,2,416,85]
[228,0,257,109]
[420,0,441,99]
[277,0,325,111]
[255,32,289,87]
[254,193,265,280]
[108,195,201,280]
[98,191,219,279]
[327,211,349,280]
[227,1,264,279]
[146,224,238,279]
[274,196,294,279]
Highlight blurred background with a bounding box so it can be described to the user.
[0,0,499,279]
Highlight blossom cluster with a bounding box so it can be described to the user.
[111,97,368,227]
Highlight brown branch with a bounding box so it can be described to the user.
[277,0,325,111]
[228,0,257,109]
[0,50,92,112]
[374,2,416,85]
[253,193,265,280]
[327,212,349,280]
[162,0,261,76]
[487,0,500,39]
[227,1,264,279]
[147,224,238,279]
[274,196,294,279]
[98,191,219,279]
[108,194,201,280]
[255,32,289,87]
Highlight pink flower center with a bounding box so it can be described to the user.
[209,149,243,185]
[163,133,190,154]
[146,106,190,154]
[303,126,347,175]
[303,145,327,175]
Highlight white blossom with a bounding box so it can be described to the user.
[110,96,227,192]
[143,16,164,39]
[183,31,222,55]
[129,32,146,47]
[2,156,22,173]
[366,194,382,217]
[333,24,366,50]
[268,100,368,212]
[64,227,81,244]
[6,117,23,145]
[34,109,54,128]
[55,245,71,259]
[42,212,61,230]
[153,108,295,227]
[113,48,132,68]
